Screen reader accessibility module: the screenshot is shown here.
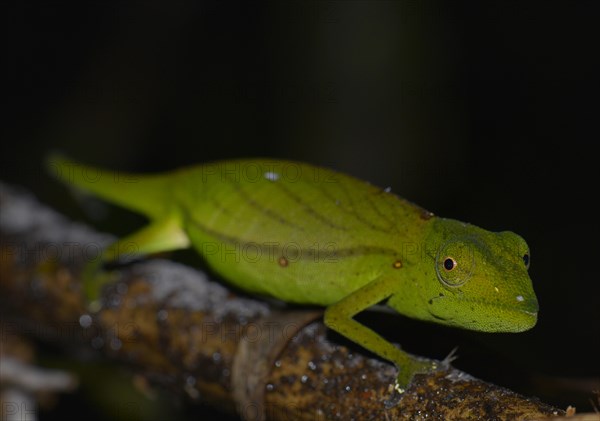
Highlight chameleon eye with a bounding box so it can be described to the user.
[443,257,457,271]
[523,253,530,269]
[435,239,474,288]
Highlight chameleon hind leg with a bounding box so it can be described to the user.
[323,275,438,393]
[83,217,190,308]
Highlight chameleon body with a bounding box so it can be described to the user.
[48,156,538,391]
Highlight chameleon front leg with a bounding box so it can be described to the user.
[83,217,190,307]
[324,276,438,393]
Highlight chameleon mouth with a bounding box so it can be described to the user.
[521,310,538,317]
[427,295,538,332]
[508,309,538,332]
[477,305,538,332]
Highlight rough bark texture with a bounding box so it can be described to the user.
[0,182,569,420]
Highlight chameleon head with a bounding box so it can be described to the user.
[389,218,538,333]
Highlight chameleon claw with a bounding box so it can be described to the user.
[393,383,406,394]
[394,359,439,394]
[442,346,459,366]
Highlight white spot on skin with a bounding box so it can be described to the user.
[516,295,524,302]
[264,171,279,181]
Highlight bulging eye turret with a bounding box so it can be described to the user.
[435,238,475,288]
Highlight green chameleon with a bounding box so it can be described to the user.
[47,155,538,392]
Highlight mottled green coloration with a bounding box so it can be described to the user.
[47,155,538,391]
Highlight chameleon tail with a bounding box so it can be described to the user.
[46,153,173,220]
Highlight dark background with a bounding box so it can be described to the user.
[2,1,598,419]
